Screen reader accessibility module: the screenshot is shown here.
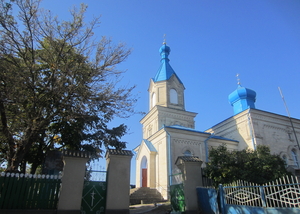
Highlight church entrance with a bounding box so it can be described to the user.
[141,156,147,187]
[142,168,147,187]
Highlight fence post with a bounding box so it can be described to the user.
[105,149,133,214]
[57,150,90,214]
[175,156,203,214]
[219,184,225,214]
[259,186,267,208]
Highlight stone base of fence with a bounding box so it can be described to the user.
[56,210,81,214]
[0,210,86,214]
[0,210,57,214]
[105,209,130,214]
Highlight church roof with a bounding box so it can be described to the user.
[165,125,208,134]
[208,108,300,131]
[152,43,183,84]
[164,125,238,142]
[142,139,157,152]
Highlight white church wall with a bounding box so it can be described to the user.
[148,130,169,199]
[206,108,300,170]
[134,144,147,188]
[206,111,252,150]
[250,109,300,168]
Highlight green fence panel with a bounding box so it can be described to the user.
[0,172,61,209]
[39,176,48,209]
[51,176,61,209]
[15,174,25,209]
[8,173,17,208]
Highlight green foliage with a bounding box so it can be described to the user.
[0,0,136,172]
[205,144,291,187]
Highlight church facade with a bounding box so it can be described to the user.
[134,43,300,199]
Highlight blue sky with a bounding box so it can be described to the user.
[40,0,300,184]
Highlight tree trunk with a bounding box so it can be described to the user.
[20,160,26,174]
[0,101,18,172]
[30,162,39,174]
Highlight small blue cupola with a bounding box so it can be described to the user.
[228,85,256,115]
[152,43,183,84]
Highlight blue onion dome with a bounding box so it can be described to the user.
[159,43,171,60]
[228,85,256,115]
[228,85,256,105]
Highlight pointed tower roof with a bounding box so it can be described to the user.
[152,43,183,84]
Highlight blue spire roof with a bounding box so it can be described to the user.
[153,43,183,84]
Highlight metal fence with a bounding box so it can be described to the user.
[85,163,107,181]
[0,172,61,209]
[221,176,300,208]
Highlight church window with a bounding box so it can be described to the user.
[152,93,156,108]
[141,156,147,169]
[291,149,299,168]
[174,121,181,126]
[282,155,288,167]
[184,150,192,156]
[170,89,178,104]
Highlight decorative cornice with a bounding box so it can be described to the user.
[173,138,201,146]
[263,123,290,132]
[159,111,196,121]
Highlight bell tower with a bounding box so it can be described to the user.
[141,42,197,140]
[148,42,185,111]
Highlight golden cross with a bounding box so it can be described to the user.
[163,34,166,44]
[236,73,241,85]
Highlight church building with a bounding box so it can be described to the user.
[134,42,300,199]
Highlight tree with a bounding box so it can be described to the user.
[0,0,137,173]
[205,144,291,187]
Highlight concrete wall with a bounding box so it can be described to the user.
[1,149,134,214]
[175,156,203,214]
[57,151,90,214]
[105,149,133,214]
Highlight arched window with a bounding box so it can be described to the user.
[282,155,288,167]
[152,93,156,108]
[170,89,178,104]
[141,156,148,169]
[291,149,299,168]
[184,150,192,156]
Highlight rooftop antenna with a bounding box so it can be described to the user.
[278,87,300,150]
